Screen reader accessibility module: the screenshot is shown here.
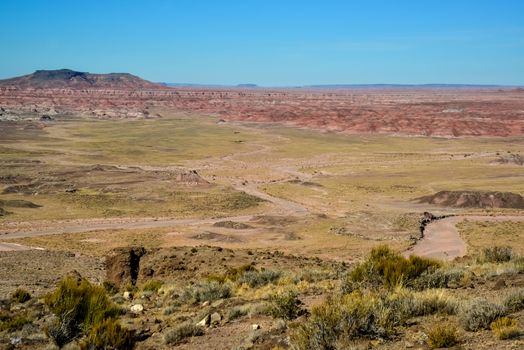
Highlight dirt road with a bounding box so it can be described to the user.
[405,215,524,261]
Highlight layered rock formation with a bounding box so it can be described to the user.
[1,69,524,136]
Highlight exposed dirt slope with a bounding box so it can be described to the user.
[417,190,524,208]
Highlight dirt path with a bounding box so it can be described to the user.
[405,215,524,261]
[0,242,43,251]
[404,216,465,261]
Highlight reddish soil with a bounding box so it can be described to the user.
[1,70,524,136]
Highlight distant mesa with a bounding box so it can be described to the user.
[0,69,164,89]
[236,83,258,88]
[416,190,524,209]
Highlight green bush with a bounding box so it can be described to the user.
[238,269,281,288]
[10,288,31,303]
[180,281,232,304]
[502,289,524,313]
[459,299,506,331]
[142,280,163,292]
[410,268,464,290]
[207,264,258,284]
[227,305,250,321]
[491,317,520,340]
[164,322,204,345]
[478,246,513,263]
[289,301,342,350]
[426,324,459,348]
[79,318,135,350]
[45,277,122,346]
[349,245,440,288]
[290,291,405,349]
[269,291,305,320]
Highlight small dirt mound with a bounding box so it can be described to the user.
[250,215,298,226]
[212,221,253,230]
[176,170,209,185]
[416,190,524,209]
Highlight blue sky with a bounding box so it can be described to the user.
[1,0,523,85]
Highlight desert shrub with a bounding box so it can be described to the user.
[289,300,342,350]
[426,324,459,348]
[459,299,506,331]
[208,264,260,284]
[238,269,281,288]
[502,289,524,313]
[0,311,31,332]
[102,281,118,295]
[490,317,520,340]
[290,291,409,349]
[513,256,524,273]
[350,245,440,288]
[389,289,457,319]
[294,269,334,283]
[44,277,122,346]
[164,322,204,345]
[227,305,250,321]
[269,291,305,320]
[142,280,163,292]
[79,318,134,350]
[46,316,79,348]
[414,290,457,316]
[10,288,31,303]
[180,281,232,304]
[478,246,513,263]
[410,268,464,290]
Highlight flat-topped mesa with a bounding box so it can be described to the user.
[0,69,165,89]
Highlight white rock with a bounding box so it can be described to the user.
[210,312,222,325]
[252,324,260,330]
[123,291,133,300]
[201,301,210,307]
[196,315,210,327]
[130,304,144,313]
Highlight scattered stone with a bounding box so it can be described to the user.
[201,301,210,307]
[196,315,210,327]
[210,312,222,325]
[130,304,144,313]
[252,324,260,330]
[123,291,133,300]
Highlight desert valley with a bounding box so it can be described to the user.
[0,68,523,349]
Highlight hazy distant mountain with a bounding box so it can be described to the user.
[303,84,507,90]
[0,69,163,89]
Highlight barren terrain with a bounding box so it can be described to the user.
[1,71,524,349]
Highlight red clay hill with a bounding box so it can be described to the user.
[1,69,524,137]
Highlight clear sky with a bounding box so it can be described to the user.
[1,0,523,85]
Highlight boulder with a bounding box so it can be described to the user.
[105,247,146,286]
